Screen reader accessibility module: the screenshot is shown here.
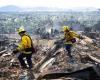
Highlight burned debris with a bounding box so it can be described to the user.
[0,35,99,80]
[0,11,100,80]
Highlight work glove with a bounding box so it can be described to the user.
[12,49,19,54]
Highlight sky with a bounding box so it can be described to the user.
[0,0,100,8]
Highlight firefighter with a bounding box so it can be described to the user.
[13,27,34,69]
[62,26,83,61]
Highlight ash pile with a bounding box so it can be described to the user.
[0,34,100,80]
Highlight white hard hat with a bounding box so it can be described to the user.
[63,26,70,31]
[17,26,25,33]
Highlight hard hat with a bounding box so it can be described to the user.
[17,26,25,33]
[63,26,69,31]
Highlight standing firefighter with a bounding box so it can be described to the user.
[13,27,34,69]
[62,26,83,60]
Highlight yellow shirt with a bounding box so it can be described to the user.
[64,31,80,44]
[17,35,33,51]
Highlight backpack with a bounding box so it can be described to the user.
[25,35,37,53]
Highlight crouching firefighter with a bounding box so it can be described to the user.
[62,26,83,61]
[13,27,35,69]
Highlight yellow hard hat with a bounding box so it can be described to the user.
[63,26,69,31]
[17,26,25,33]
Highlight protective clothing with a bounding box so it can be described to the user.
[17,26,25,34]
[64,31,80,44]
[18,53,33,69]
[13,28,34,69]
[63,28,82,60]
[17,34,34,54]
[63,26,70,32]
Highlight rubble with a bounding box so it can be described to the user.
[0,36,100,80]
